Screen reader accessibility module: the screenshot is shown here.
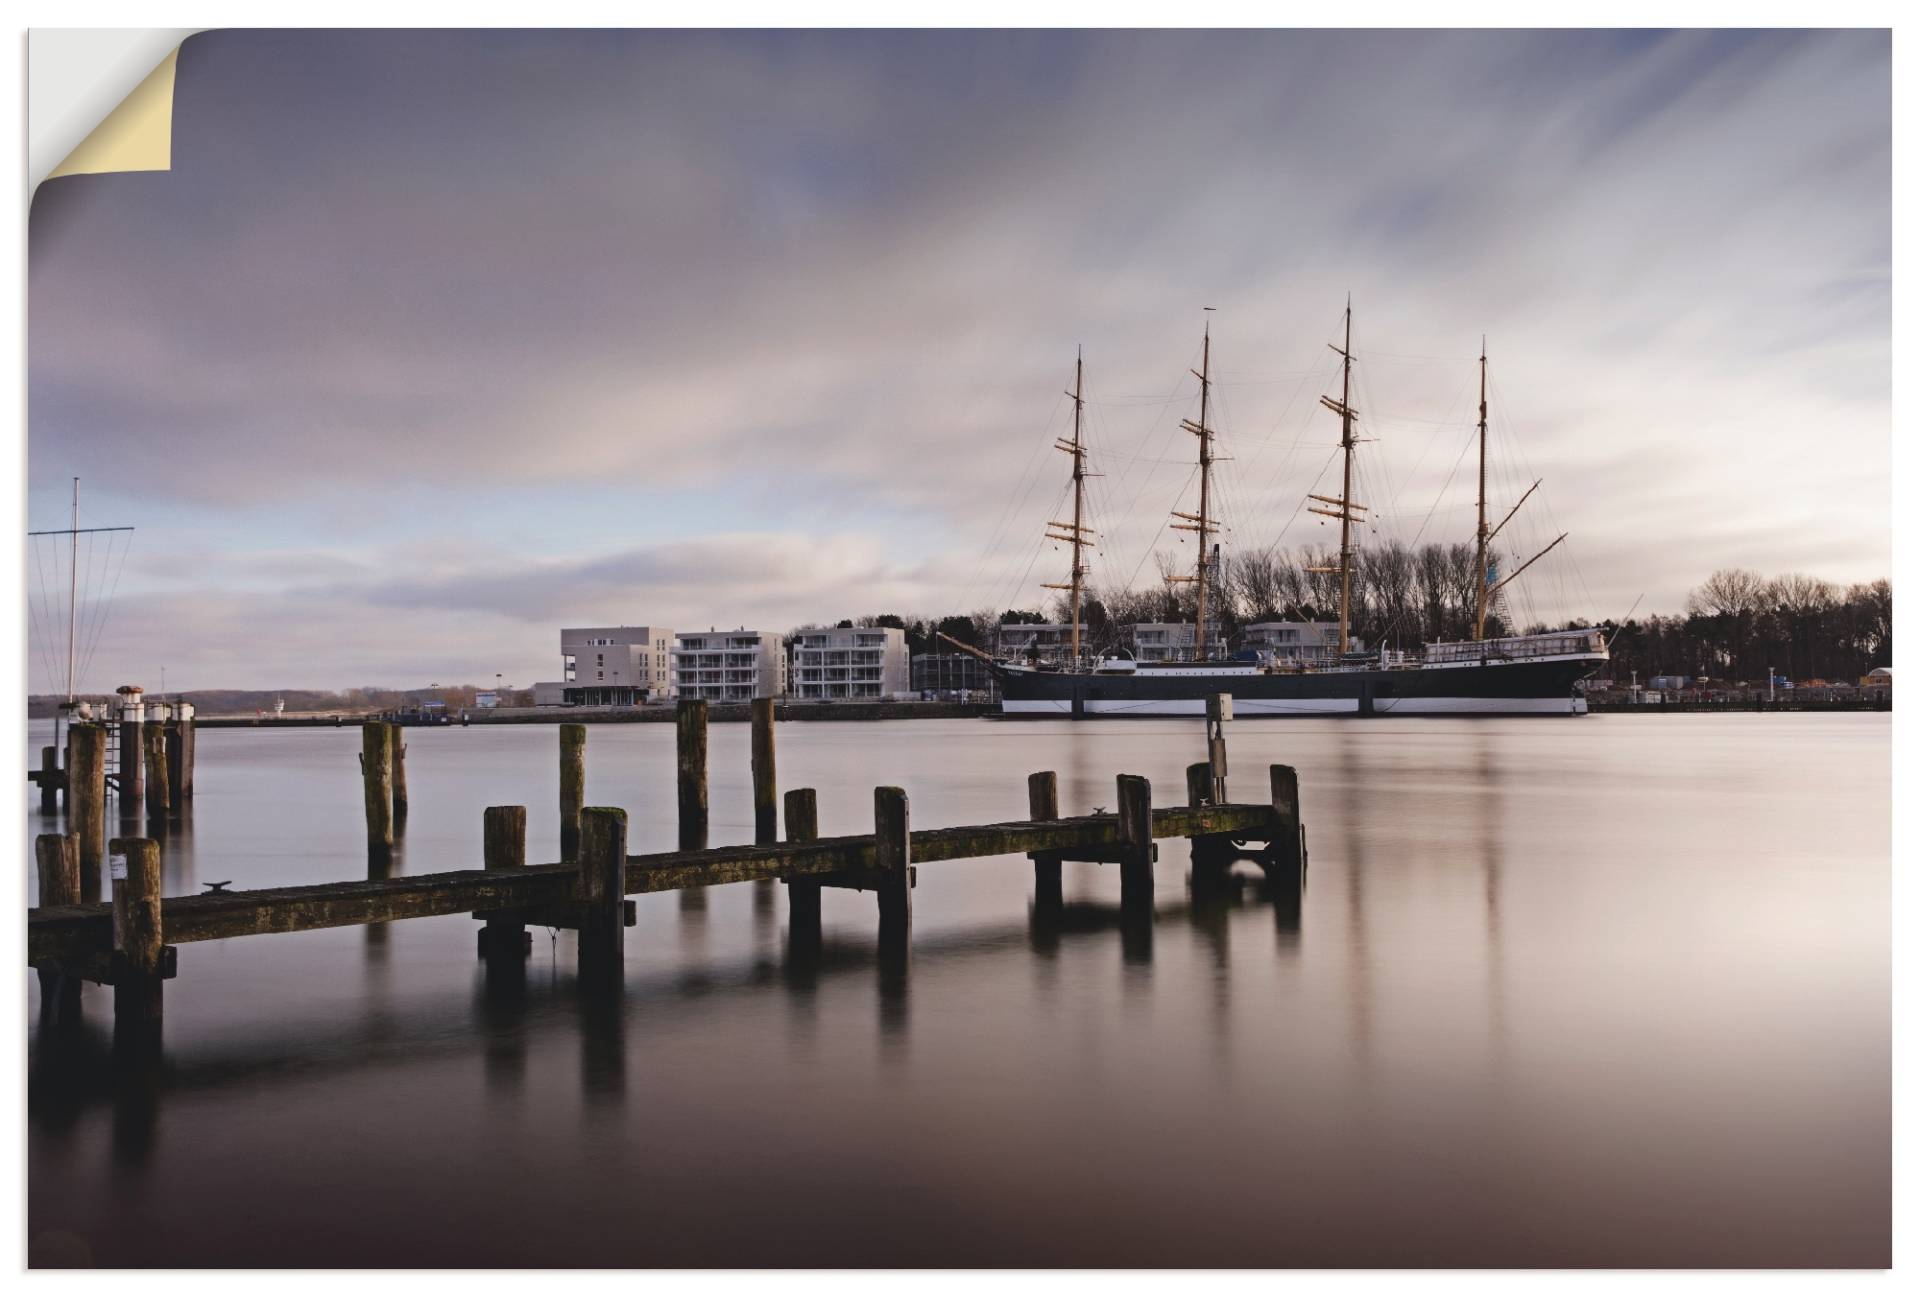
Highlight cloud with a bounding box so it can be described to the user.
[25,30,1890,688]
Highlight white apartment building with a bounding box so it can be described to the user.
[672,629,786,703]
[791,626,909,701]
[1131,622,1227,662]
[531,625,673,706]
[1243,621,1354,666]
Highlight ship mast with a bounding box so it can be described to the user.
[1474,340,1490,640]
[1169,315,1219,660]
[1042,350,1095,665]
[1308,299,1366,655]
[1468,339,1563,638]
[67,477,78,701]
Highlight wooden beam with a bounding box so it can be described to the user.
[783,788,822,934]
[1027,771,1061,906]
[1117,774,1153,906]
[68,724,106,905]
[559,724,585,861]
[677,700,708,851]
[360,721,393,861]
[874,786,910,941]
[751,698,778,845]
[27,803,1277,961]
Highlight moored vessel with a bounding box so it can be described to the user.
[946,304,1608,717]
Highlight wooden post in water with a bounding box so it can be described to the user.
[576,806,627,984]
[118,713,144,808]
[784,788,821,936]
[751,697,778,845]
[1187,760,1229,885]
[67,723,107,904]
[676,700,708,851]
[874,786,911,943]
[110,837,165,1046]
[1268,764,1305,873]
[1117,774,1154,907]
[34,834,81,1021]
[559,723,585,860]
[1027,771,1062,908]
[390,723,409,827]
[480,806,528,960]
[360,721,394,862]
[1186,762,1212,808]
[167,715,195,802]
[143,723,171,827]
[38,746,59,815]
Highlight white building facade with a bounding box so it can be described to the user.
[1131,622,1227,662]
[1243,621,1353,665]
[791,626,909,700]
[532,625,673,706]
[673,630,786,703]
[992,622,1086,664]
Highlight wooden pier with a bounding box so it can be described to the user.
[28,698,1305,1050]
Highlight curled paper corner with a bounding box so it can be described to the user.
[47,45,180,180]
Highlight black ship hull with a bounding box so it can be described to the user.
[996,654,1604,717]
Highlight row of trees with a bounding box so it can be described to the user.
[1611,570,1893,685]
[838,556,1892,685]
[842,541,1508,659]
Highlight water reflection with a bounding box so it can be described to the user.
[29,867,1308,1150]
[25,717,1891,1266]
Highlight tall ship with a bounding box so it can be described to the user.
[944,305,1608,717]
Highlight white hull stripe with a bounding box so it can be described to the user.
[1001,696,1583,717]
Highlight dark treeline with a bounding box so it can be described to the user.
[846,550,1893,685]
[846,541,1507,658]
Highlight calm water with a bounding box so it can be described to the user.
[25,714,1889,1267]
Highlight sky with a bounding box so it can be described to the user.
[26,28,1891,692]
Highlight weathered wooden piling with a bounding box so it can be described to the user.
[677,700,709,851]
[1186,761,1232,884]
[35,834,81,1019]
[165,717,195,803]
[479,805,529,959]
[559,723,585,860]
[1186,762,1213,809]
[39,746,59,815]
[110,837,165,1044]
[751,697,778,845]
[142,723,171,826]
[1268,764,1306,873]
[577,807,628,983]
[67,724,107,904]
[360,721,394,861]
[117,715,144,805]
[874,786,911,940]
[390,723,409,826]
[784,788,822,932]
[1117,774,1154,906]
[1027,771,1063,908]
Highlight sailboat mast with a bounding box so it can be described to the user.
[66,477,78,702]
[1306,300,1367,657]
[1474,340,1490,640]
[1042,351,1095,664]
[1337,303,1355,654]
[1068,352,1087,662]
[1169,319,1219,660]
[1194,323,1213,660]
